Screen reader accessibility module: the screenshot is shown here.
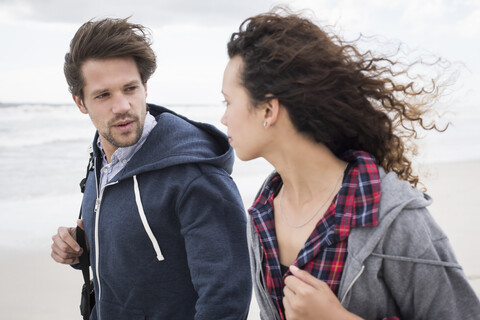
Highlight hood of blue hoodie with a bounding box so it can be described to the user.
[91,103,233,179]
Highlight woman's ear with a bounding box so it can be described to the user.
[263,96,280,128]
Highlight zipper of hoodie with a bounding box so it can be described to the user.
[340,265,365,305]
[92,157,118,319]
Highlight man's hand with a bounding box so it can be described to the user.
[283,265,363,320]
[51,219,86,265]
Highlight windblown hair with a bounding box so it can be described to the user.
[64,17,157,100]
[228,8,449,187]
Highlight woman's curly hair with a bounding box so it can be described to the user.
[227,8,450,187]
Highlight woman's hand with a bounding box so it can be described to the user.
[283,265,363,320]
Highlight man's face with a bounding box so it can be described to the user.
[73,56,147,161]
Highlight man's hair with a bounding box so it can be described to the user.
[64,17,157,100]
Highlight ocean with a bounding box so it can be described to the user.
[0,102,479,251]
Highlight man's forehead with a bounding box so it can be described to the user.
[81,57,142,92]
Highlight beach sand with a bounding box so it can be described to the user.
[0,160,478,319]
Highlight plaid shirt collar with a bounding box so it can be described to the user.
[248,150,381,319]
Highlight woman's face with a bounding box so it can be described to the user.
[221,56,266,161]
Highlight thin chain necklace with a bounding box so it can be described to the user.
[278,164,347,229]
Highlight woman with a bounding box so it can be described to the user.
[221,8,480,320]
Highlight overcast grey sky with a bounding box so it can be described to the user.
[0,0,479,106]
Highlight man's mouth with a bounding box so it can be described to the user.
[114,120,134,131]
[116,120,132,127]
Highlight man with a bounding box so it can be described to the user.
[51,18,251,319]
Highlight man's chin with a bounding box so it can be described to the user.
[115,136,142,148]
[106,132,143,149]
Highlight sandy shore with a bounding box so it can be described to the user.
[0,160,478,319]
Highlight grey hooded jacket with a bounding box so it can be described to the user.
[248,168,480,319]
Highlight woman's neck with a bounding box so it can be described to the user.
[265,132,346,207]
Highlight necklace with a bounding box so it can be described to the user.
[278,164,347,229]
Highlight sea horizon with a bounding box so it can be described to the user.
[1,101,479,251]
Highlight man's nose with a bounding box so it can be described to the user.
[112,94,131,114]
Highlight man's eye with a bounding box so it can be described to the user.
[95,93,109,99]
[126,86,137,92]
[222,100,229,107]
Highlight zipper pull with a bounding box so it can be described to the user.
[94,198,101,213]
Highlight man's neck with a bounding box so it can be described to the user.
[100,139,117,164]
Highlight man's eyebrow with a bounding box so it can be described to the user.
[124,80,142,87]
[91,88,109,97]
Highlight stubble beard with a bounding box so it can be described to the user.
[103,113,144,148]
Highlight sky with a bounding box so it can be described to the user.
[0,0,479,107]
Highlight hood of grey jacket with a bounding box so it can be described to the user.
[337,168,433,301]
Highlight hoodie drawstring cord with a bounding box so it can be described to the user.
[133,175,165,261]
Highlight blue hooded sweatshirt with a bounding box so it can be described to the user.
[80,104,251,319]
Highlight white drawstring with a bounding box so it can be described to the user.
[133,175,164,261]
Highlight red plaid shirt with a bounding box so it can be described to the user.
[248,150,384,319]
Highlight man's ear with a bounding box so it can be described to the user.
[73,95,88,114]
[263,96,280,128]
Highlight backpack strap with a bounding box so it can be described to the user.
[78,152,94,212]
[77,225,92,320]
[76,151,94,319]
